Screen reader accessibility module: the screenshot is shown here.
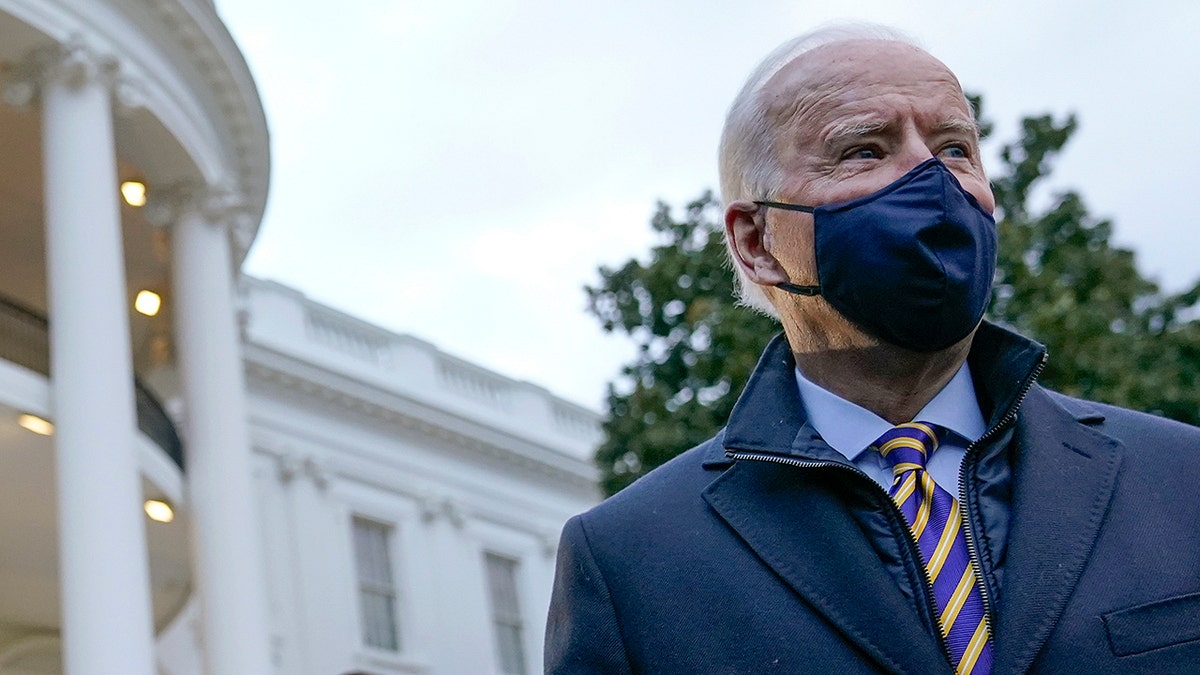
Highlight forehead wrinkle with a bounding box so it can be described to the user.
[760,40,975,170]
[765,82,835,138]
[764,78,862,160]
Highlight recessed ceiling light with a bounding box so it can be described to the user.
[135,290,161,317]
[17,413,54,436]
[121,180,147,207]
[144,499,174,523]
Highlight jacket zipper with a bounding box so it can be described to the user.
[724,347,1048,668]
[958,349,1048,639]
[723,452,956,666]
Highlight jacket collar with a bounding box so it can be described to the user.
[701,331,827,466]
[703,322,1122,673]
[699,331,827,468]
[710,321,1050,465]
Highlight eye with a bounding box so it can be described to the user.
[939,144,969,159]
[843,146,881,160]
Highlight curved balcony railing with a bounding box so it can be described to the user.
[0,296,185,471]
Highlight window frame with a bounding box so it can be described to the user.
[483,550,528,675]
[350,514,404,654]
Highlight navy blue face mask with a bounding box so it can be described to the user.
[755,158,997,352]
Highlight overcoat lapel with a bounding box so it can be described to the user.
[704,333,950,673]
[991,388,1122,674]
[703,460,952,675]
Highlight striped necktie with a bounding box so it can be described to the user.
[873,422,993,675]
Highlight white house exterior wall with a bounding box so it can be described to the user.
[241,278,601,675]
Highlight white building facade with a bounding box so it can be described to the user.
[0,0,600,672]
[239,279,600,675]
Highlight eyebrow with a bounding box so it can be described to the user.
[821,115,981,151]
[822,118,890,150]
[933,116,981,138]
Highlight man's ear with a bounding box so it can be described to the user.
[725,200,789,286]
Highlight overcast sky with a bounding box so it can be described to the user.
[218,1,1200,411]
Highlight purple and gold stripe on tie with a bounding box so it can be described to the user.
[872,422,993,675]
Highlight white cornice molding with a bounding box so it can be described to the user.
[243,343,599,492]
[252,428,590,540]
[140,0,269,262]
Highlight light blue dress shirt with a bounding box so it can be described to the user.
[794,363,987,496]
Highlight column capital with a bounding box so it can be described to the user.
[270,451,331,491]
[146,183,251,231]
[2,35,121,109]
[273,451,303,485]
[418,493,466,529]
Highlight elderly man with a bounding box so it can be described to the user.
[546,23,1200,675]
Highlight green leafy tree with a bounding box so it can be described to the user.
[988,108,1200,422]
[586,195,776,495]
[588,99,1200,496]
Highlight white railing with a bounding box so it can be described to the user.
[304,306,390,366]
[551,402,603,442]
[437,359,513,411]
[242,278,602,459]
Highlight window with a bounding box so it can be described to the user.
[484,553,526,675]
[353,516,400,651]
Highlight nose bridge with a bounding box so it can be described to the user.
[895,119,935,171]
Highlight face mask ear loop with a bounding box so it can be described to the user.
[752,203,820,297]
[776,282,822,296]
[754,200,815,214]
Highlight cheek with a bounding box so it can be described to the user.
[973,186,996,214]
[962,176,996,214]
[769,219,819,278]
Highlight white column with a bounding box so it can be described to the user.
[36,41,157,675]
[170,192,273,675]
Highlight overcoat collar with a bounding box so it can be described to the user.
[702,323,1122,674]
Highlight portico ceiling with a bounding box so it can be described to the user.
[0,0,271,364]
[0,98,176,372]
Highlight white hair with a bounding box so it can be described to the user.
[718,22,925,317]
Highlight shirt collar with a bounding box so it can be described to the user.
[794,362,987,462]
